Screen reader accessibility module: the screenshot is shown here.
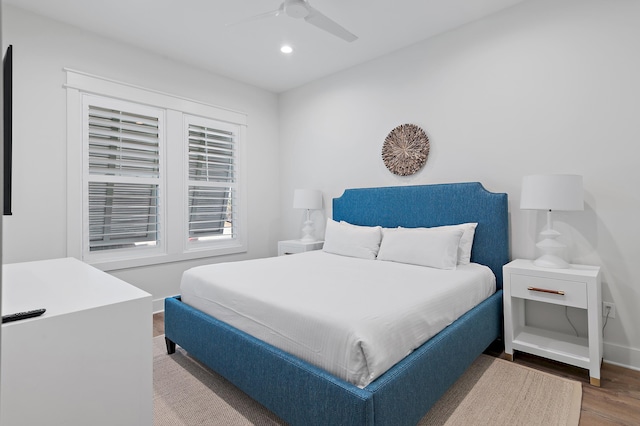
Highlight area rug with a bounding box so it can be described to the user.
[153,336,582,425]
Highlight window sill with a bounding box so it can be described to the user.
[85,243,247,272]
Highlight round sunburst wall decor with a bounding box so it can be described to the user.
[382,124,430,176]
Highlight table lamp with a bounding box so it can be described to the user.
[520,174,584,268]
[293,189,322,242]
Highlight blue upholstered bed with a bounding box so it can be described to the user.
[164,182,509,426]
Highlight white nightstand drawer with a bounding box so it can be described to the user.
[279,243,306,255]
[510,274,587,308]
[277,240,324,256]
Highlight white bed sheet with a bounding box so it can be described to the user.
[180,250,495,388]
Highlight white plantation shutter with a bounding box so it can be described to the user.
[186,117,238,243]
[84,97,163,253]
[88,182,159,251]
[88,107,160,178]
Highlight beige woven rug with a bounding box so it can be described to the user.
[153,336,582,425]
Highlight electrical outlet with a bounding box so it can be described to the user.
[603,302,616,319]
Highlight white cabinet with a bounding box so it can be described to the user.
[277,239,324,256]
[1,258,153,425]
[503,259,602,386]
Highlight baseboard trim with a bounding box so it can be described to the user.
[604,341,640,372]
[153,298,166,314]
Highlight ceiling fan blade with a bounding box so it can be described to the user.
[227,4,284,26]
[304,7,358,42]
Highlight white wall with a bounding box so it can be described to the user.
[3,0,638,370]
[2,5,281,311]
[279,0,640,370]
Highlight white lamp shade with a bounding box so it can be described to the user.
[293,189,322,210]
[520,174,584,211]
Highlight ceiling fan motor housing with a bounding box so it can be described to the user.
[285,0,310,18]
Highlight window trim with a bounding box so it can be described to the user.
[66,69,248,271]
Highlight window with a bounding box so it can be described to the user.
[66,70,247,270]
[186,116,238,247]
[85,97,164,256]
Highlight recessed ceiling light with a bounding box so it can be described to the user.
[280,45,293,54]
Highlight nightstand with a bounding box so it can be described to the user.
[278,239,324,256]
[503,259,602,386]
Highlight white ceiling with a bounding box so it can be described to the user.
[6,0,526,93]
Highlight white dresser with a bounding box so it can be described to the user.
[1,257,152,425]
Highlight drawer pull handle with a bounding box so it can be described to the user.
[527,286,565,295]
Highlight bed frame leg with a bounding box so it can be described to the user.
[165,337,176,354]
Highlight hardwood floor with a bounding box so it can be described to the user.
[153,313,640,425]
[153,311,165,338]
[484,340,640,426]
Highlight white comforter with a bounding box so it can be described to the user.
[181,250,495,388]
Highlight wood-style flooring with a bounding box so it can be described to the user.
[153,313,640,425]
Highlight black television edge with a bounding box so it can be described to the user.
[3,44,12,216]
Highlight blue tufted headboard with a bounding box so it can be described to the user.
[332,182,509,288]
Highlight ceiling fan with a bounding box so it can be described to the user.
[234,0,358,42]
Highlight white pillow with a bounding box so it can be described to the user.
[377,227,464,269]
[436,223,478,265]
[398,223,477,265]
[323,219,382,260]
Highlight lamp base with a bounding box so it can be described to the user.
[534,230,569,269]
[300,220,316,242]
